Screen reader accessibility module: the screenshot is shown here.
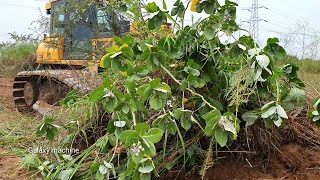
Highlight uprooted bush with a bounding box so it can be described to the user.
[24,0,320,179]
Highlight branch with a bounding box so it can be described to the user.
[160,64,217,110]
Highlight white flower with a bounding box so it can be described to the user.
[103,88,115,98]
[131,141,144,156]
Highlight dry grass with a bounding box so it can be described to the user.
[299,71,320,98]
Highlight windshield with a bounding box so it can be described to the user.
[51,2,66,35]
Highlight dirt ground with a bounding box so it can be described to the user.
[1,77,320,180]
[0,77,30,179]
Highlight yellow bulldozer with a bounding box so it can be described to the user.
[12,0,132,112]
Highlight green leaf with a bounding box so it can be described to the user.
[96,171,104,180]
[140,172,152,180]
[90,162,100,171]
[256,54,270,69]
[58,169,74,180]
[204,110,221,123]
[149,93,166,110]
[146,2,159,13]
[99,165,108,175]
[23,154,40,167]
[204,28,215,40]
[274,117,283,127]
[154,84,171,94]
[142,128,164,143]
[45,118,55,124]
[102,97,118,112]
[138,165,154,174]
[122,104,130,114]
[180,113,192,131]
[173,108,183,119]
[277,105,288,119]
[142,139,156,156]
[205,115,220,136]
[136,123,150,136]
[119,130,139,147]
[261,106,277,119]
[89,87,105,103]
[242,111,259,127]
[261,101,277,111]
[46,125,59,141]
[214,127,228,147]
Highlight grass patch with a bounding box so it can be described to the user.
[0,44,37,77]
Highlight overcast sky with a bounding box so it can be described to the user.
[0,0,319,57]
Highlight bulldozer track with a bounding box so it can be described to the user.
[12,70,101,112]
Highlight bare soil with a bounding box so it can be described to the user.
[1,77,320,179]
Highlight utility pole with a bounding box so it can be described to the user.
[302,26,306,59]
[249,0,259,43]
[243,1,267,44]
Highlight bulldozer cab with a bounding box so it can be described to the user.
[37,0,130,65]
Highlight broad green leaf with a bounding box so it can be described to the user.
[204,28,215,40]
[204,115,220,136]
[45,118,55,124]
[146,2,159,13]
[96,171,104,180]
[261,106,277,119]
[136,123,150,136]
[138,165,154,174]
[46,125,59,141]
[143,128,164,143]
[256,54,270,69]
[102,97,118,112]
[154,84,171,94]
[180,113,192,131]
[173,108,183,119]
[140,173,152,180]
[142,139,156,156]
[119,130,139,147]
[90,162,100,171]
[89,87,105,103]
[274,117,283,127]
[149,93,166,110]
[122,104,130,114]
[99,165,108,175]
[214,127,228,147]
[277,105,288,119]
[22,154,40,167]
[204,110,221,123]
[242,111,259,127]
[58,169,74,180]
[261,101,276,111]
